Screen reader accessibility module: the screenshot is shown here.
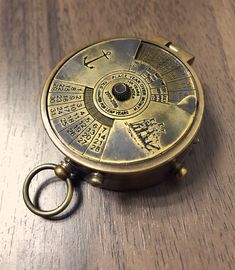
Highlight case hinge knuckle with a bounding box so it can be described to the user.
[153,36,195,65]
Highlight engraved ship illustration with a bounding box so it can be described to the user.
[125,118,166,151]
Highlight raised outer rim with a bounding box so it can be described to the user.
[41,38,204,174]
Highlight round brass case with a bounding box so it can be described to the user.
[40,37,204,190]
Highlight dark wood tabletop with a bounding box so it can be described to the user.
[0,0,235,269]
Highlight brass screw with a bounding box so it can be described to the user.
[86,172,103,187]
[176,167,188,179]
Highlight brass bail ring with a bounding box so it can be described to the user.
[23,163,73,218]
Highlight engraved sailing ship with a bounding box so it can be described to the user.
[125,118,166,151]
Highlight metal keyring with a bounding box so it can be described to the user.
[23,163,73,217]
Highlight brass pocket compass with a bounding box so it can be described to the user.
[23,37,204,217]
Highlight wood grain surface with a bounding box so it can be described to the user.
[0,0,235,269]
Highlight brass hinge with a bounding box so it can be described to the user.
[153,36,195,65]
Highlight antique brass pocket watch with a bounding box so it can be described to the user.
[23,37,204,217]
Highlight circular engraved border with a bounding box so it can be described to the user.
[41,38,204,174]
[93,70,151,120]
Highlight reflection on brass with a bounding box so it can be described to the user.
[23,37,204,218]
[176,167,188,179]
[54,164,70,180]
[85,172,104,187]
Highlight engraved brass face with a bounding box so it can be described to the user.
[24,37,204,218]
[41,38,204,174]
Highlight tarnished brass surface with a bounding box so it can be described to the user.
[23,37,204,217]
[41,38,204,174]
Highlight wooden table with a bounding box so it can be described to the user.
[0,1,234,269]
